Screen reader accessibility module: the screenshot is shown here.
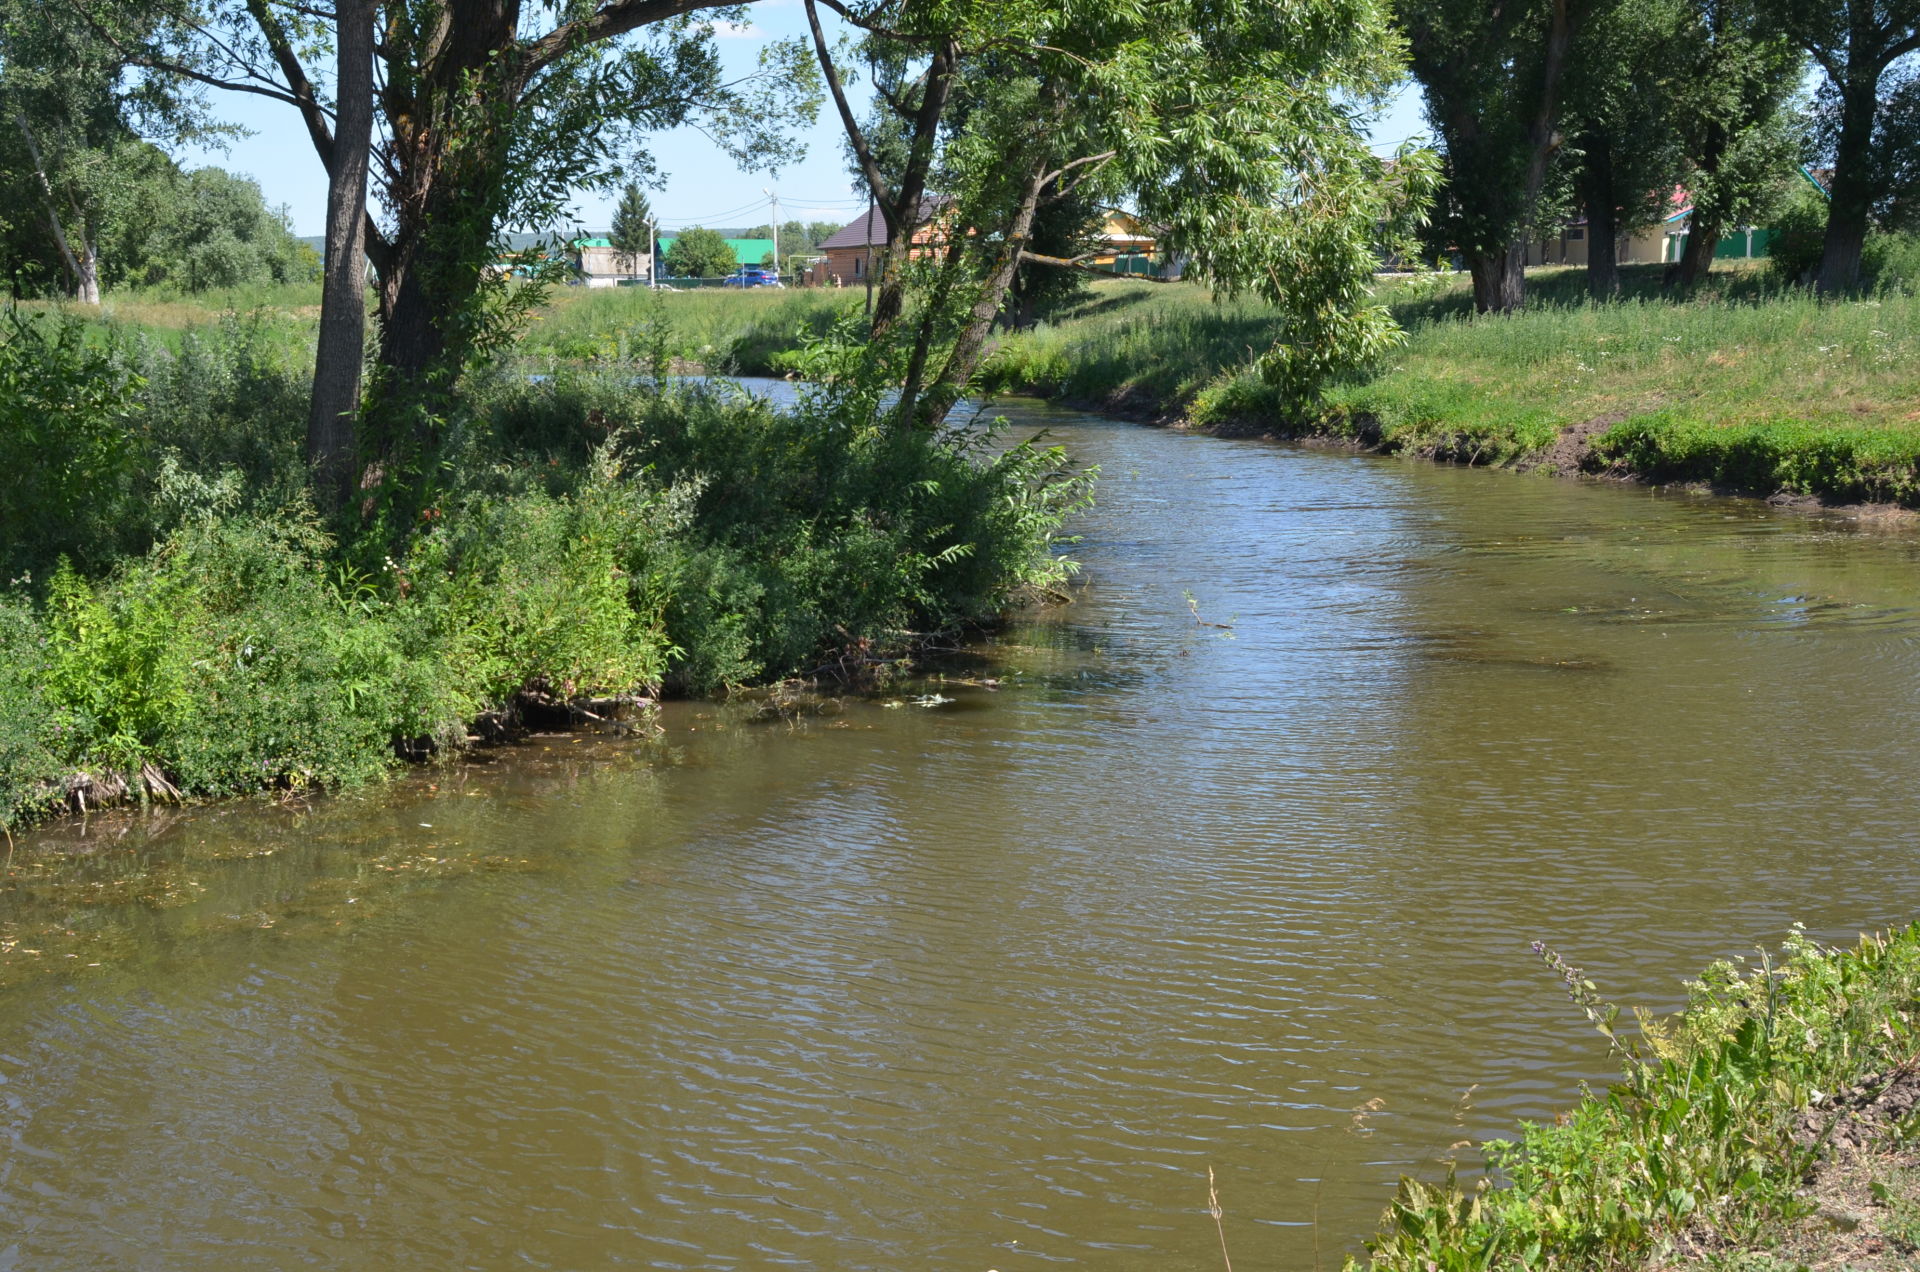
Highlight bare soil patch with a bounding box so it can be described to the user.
[1517,414,1625,476]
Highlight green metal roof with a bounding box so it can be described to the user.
[571,236,613,248]
[655,237,777,266]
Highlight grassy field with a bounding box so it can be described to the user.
[32,259,1920,504]
[522,285,855,372]
[24,279,857,372]
[984,265,1920,504]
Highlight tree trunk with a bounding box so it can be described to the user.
[1676,219,1719,290]
[1583,139,1618,299]
[307,0,375,504]
[362,0,520,468]
[14,112,88,299]
[1501,0,1579,312]
[868,41,955,337]
[1673,117,1728,292]
[893,232,968,429]
[1816,78,1878,294]
[1443,0,1579,316]
[1467,244,1525,313]
[912,163,1050,430]
[74,238,100,305]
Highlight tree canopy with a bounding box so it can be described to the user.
[1767,0,1920,288]
[664,225,738,277]
[806,0,1436,427]
[0,0,217,300]
[127,0,821,516]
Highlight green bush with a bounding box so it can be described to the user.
[405,445,675,705]
[133,313,311,498]
[465,372,1091,693]
[0,596,63,824]
[0,309,1093,828]
[1771,187,1920,292]
[0,314,144,579]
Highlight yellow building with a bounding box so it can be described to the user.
[1526,214,1682,267]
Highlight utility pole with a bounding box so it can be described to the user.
[646,216,656,288]
[763,188,781,281]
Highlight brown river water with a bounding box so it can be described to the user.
[6,385,1920,1269]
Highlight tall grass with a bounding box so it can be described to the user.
[985,263,1920,503]
[1356,926,1920,1271]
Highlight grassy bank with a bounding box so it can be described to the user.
[1354,925,1920,1271]
[522,285,855,374]
[0,313,1088,831]
[983,261,1920,505]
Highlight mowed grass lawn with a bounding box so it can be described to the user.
[984,264,1920,501]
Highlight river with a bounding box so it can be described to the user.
[5,386,1920,1270]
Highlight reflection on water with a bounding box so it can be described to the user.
[7,391,1920,1270]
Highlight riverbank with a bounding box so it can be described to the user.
[0,320,1087,833]
[1356,925,1920,1272]
[981,265,1920,508]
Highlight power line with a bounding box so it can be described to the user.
[653,195,774,227]
[644,189,867,231]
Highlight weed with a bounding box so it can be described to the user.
[1353,925,1920,1272]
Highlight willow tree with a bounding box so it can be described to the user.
[805,0,1437,429]
[1667,0,1803,289]
[1764,0,1920,291]
[132,0,815,506]
[1396,0,1616,313]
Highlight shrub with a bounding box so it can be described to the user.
[405,444,676,706]
[0,314,144,579]
[0,596,63,825]
[462,371,1091,693]
[0,314,1093,828]
[132,313,311,498]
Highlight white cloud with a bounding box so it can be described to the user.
[705,19,763,38]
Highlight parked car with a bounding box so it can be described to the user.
[722,267,783,288]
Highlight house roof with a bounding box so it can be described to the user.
[817,198,943,250]
[655,236,776,266]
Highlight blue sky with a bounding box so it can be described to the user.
[179,1,1431,238]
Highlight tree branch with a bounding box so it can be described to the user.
[13,113,84,286]
[810,0,919,42]
[1020,249,1173,281]
[242,0,338,173]
[519,0,740,82]
[1040,149,1116,188]
[804,0,896,225]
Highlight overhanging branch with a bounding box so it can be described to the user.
[1021,249,1172,281]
